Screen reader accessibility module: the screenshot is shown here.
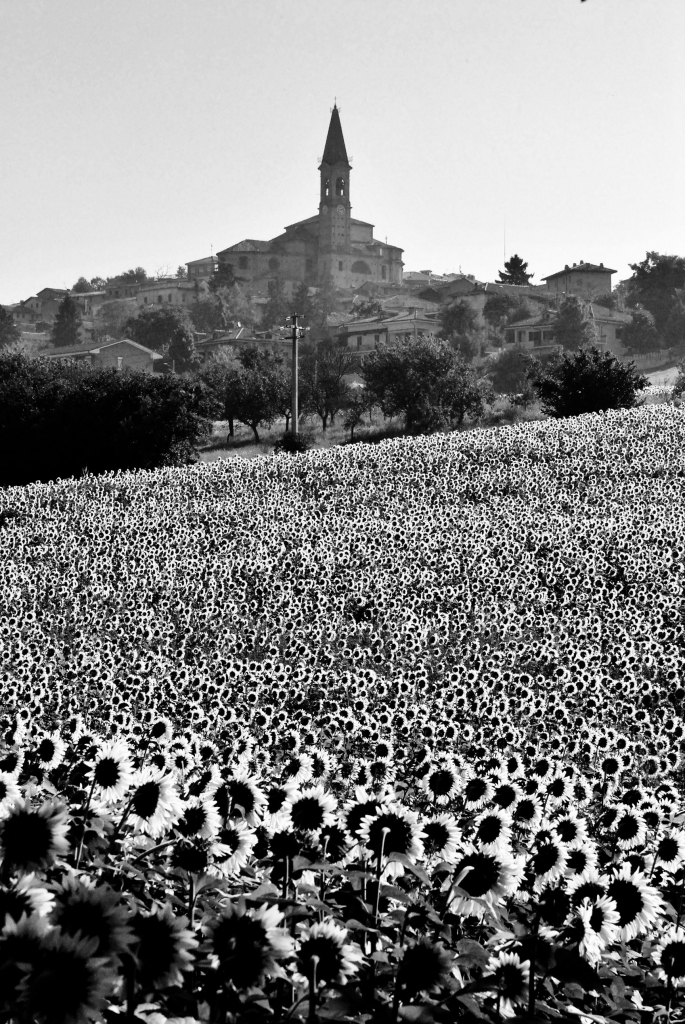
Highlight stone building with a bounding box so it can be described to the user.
[42,338,162,373]
[213,105,404,295]
[542,262,615,300]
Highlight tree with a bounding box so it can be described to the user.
[89,276,107,290]
[209,261,239,293]
[362,335,486,433]
[292,282,314,325]
[0,352,213,486]
[229,346,290,442]
[261,277,289,331]
[487,347,534,396]
[527,346,647,419]
[124,306,199,372]
[483,294,531,332]
[552,297,597,351]
[0,306,20,348]
[310,270,337,342]
[92,300,136,342]
[663,301,685,353]
[438,299,479,361]
[343,387,371,442]
[51,295,82,348]
[187,296,228,336]
[118,267,148,284]
[626,252,685,335]
[197,347,242,438]
[351,298,384,320]
[498,254,533,285]
[622,308,658,355]
[71,277,92,293]
[595,291,617,310]
[176,265,187,280]
[300,339,358,430]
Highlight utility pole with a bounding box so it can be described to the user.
[284,314,308,434]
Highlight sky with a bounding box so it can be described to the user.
[1,0,684,304]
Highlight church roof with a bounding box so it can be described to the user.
[217,239,272,254]
[321,105,350,167]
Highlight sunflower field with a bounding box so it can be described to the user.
[3,402,685,1023]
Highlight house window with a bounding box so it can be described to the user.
[357,337,363,350]
[505,330,515,344]
[530,331,542,346]
[158,295,163,304]
[615,327,623,340]
[374,334,380,342]
[338,261,343,271]
[144,297,148,304]
[238,256,249,269]
[382,265,387,280]
[336,177,345,196]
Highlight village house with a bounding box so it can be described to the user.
[136,278,210,308]
[504,303,631,354]
[338,309,440,352]
[209,105,404,297]
[42,337,162,373]
[186,256,218,281]
[542,261,615,300]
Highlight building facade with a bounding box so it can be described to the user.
[136,278,210,308]
[543,262,615,300]
[213,106,404,296]
[43,338,162,373]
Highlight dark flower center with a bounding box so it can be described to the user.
[132,913,179,986]
[345,800,379,838]
[476,816,503,845]
[456,852,500,897]
[298,935,343,985]
[2,809,55,867]
[556,820,579,843]
[532,844,561,877]
[616,815,640,840]
[662,940,685,979]
[212,915,269,987]
[424,821,450,856]
[464,778,488,803]
[657,836,679,862]
[131,782,161,819]
[291,797,325,831]
[607,878,643,926]
[493,785,517,809]
[428,770,455,797]
[94,757,121,789]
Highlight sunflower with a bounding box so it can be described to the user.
[282,752,314,786]
[88,739,134,803]
[462,776,494,812]
[0,873,54,923]
[295,920,363,988]
[450,845,523,919]
[511,795,543,831]
[51,874,133,962]
[290,786,337,833]
[552,812,588,850]
[130,904,197,991]
[653,925,685,987]
[209,819,257,877]
[530,838,567,893]
[208,900,293,989]
[491,780,522,812]
[16,928,114,1024]
[263,784,296,832]
[342,788,382,840]
[0,800,70,872]
[0,772,21,816]
[0,910,50,1012]
[652,829,685,872]
[611,808,647,851]
[564,843,598,883]
[422,813,461,864]
[128,770,182,839]
[575,895,620,965]
[34,732,66,772]
[486,950,529,1018]
[420,759,461,805]
[473,809,512,855]
[220,772,266,826]
[357,801,425,866]
[397,938,453,998]
[604,863,663,942]
[176,798,221,841]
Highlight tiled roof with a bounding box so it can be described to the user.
[544,263,616,280]
[321,105,350,167]
[217,239,272,254]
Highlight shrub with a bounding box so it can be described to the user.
[273,431,315,455]
[0,352,213,486]
[527,345,647,418]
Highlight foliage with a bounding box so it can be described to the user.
[342,386,372,440]
[663,299,685,353]
[300,339,358,430]
[2,406,685,1020]
[209,261,239,294]
[528,345,647,418]
[0,306,20,347]
[438,300,479,362]
[552,296,597,351]
[124,306,200,372]
[196,347,242,437]
[0,351,212,485]
[351,298,385,320]
[362,335,487,432]
[595,290,617,310]
[119,267,149,283]
[176,264,187,279]
[291,282,314,326]
[187,296,228,337]
[626,251,685,334]
[92,299,136,342]
[498,253,533,284]
[622,308,659,354]
[261,277,289,331]
[231,345,290,441]
[310,270,337,342]
[483,293,531,332]
[272,430,315,454]
[487,346,535,396]
[50,295,82,348]
[71,276,92,293]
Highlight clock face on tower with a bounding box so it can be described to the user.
[337,205,345,214]
[321,205,328,215]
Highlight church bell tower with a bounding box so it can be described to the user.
[318,104,351,261]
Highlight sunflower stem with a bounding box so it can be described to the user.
[527,908,541,1019]
[308,954,319,1023]
[74,775,96,869]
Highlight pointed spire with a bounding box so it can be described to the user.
[321,104,350,167]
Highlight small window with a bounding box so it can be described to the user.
[144,297,148,304]
[382,265,387,280]
[324,178,330,197]
[517,331,525,343]
[615,327,623,340]
[505,330,515,344]
[357,337,363,350]
[374,334,380,342]
[238,256,249,269]
[338,261,343,271]
[158,296,163,304]
[530,331,542,346]
[336,177,345,196]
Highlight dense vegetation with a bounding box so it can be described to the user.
[1,405,685,1020]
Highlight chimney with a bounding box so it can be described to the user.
[573,263,577,268]
[600,262,604,267]
[565,264,569,270]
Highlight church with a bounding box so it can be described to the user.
[213,106,404,294]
